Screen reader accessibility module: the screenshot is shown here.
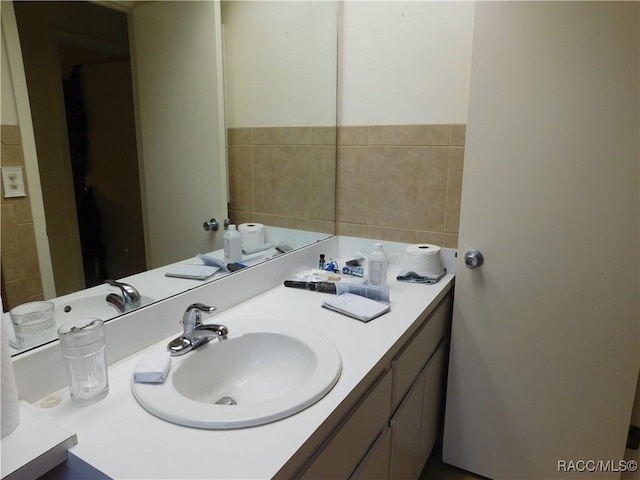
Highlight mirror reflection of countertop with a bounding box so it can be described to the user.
[6,227,332,356]
[20,239,455,479]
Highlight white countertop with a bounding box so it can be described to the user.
[31,268,454,479]
[1,402,76,480]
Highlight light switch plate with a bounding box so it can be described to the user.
[2,166,26,198]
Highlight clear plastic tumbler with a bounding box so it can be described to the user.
[10,301,56,349]
[57,319,109,405]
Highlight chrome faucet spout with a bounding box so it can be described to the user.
[105,280,141,313]
[168,303,228,356]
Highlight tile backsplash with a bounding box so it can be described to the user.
[227,123,465,248]
[1,125,44,310]
[337,123,465,248]
[227,126,336,234]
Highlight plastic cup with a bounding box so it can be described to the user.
[10,301,56,349]
[57,319,109,405]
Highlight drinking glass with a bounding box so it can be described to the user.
[58,318,109,405]
[10,301,56,349]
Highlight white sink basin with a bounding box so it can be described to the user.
[56,293,156,322]
[132,322,342,429]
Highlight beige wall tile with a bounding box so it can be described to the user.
[444,233,459,249]
[366,226,444,246]
[228,209,255,227]
[227,128,252,145]
[445,147,465,234]
[451,124,466,146]
[1,125,22,146]
[251,213,310,231]
[253,146,310,217]
[1,144,25,166]
[311,127,337,146]
[1,203,21,280]
[336,146,368,224]
[11,197,34,222]
[338,126,368,146]
[336,222,367,237]
[367,146,449,232]
[228,145,253,211]
[308,146,336,221]
[368,125,450,146]
[3,279,31,309]
[307,219,335,235]
[252,127,311,145]
[227,123,465,246]
[0,128,42,310]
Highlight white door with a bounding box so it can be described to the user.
[131,1,228,269]
[443,3,639,479]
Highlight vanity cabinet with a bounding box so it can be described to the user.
[300,369,393,479]
[292,292,452,480]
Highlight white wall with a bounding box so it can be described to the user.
[339,1,475,126]
[222,1,338,128]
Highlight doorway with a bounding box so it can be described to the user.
[13,1,146,294]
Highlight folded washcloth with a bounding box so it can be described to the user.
[133,350,171,384]
[165,264,220,280]
[242,242,273,255]
[197,254,228,272]
[396,267,447,285]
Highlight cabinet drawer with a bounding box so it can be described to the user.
[392,296,450,410]
[349,427,392,480]
[300,369,393,480]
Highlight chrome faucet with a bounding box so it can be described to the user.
[105,279,141,313]
[168,303,228,356]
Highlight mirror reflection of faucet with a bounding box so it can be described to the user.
[104,280,142,313]
[168,303,228,356]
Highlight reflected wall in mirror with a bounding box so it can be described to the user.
[1,0,337,354]
[223,1,337,234]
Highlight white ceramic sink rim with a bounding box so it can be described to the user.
[56,293,156,321]
[131,321,342,429]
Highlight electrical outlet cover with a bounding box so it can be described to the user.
[1,167,26,198]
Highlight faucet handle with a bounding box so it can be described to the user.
[182,303,217,336]
[105,280,141,306]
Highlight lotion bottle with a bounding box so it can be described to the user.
[224,224,242,263]
[367,243,388,287]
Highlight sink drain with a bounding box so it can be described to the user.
[215,396,237,405]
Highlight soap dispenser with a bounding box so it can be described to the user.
[367,243,388,287]
[224,224,242,263]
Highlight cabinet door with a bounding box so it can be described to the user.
[419,342,447,458]
[390,371,426,480]
[300,369,392,480]
[349,428,392,480]
[392,296,450,410]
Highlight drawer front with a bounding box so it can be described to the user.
[392,295,450,410]
[300,369,393,480]
[349,427,392,480]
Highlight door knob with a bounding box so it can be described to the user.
[464,250,484,269]
[203,218,219,232]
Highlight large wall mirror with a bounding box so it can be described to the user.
[1,0,338,355]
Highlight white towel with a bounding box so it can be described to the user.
[133,350,171,384]
[165,264,220,280]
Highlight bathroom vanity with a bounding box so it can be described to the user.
[7,236,455,479]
